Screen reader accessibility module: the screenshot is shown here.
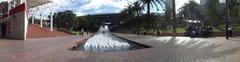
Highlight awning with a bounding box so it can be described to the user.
[27,0,51,8]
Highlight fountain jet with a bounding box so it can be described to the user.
[73,26,150,52]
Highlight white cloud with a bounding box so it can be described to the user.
[30,0,136,19]
[43,0,135,16]
[75,11,85,16]
[31,0,201,19]
[82,0,135,10]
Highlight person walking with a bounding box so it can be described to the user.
[156,30,160,36]
[228,27,233,37]
[143,31,147,35]
[81,28,84,36]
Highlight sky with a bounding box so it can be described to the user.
[0,0,201,18]
[50,0,200,16]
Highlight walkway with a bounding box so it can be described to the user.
[114,33,240,62]
[27,24,70,39]
[0,35,91,62]
[0,33,239,62]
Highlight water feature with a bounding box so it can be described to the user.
[73,26,150,52]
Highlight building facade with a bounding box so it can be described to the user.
[0,0,27,40]
[0,0,49,40]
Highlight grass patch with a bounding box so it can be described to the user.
[137,24,240,34]
[69,31,81,35]
[145,27,186,34]
[176,27,185,33]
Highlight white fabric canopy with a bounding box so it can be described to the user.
[27,0,51,8]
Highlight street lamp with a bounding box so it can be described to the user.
[225,0,229,39]
[172,0,176,33]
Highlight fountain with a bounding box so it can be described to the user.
[73,26,150,52]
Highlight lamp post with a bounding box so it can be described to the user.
[225,0,229,39]
[172,0,176,33]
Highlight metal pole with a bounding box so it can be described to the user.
[226,0,229,39]
[172,0,176,33]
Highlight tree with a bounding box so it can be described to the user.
[52,10,76,30]
[138,0,166,23]
[204,0,222,26]
[228,0,240,22]
[163,7,173,29]
[132,1,144,16]
[178,0,203,20]
[119,2,144,30]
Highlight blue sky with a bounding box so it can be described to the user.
[0,0,204,17]
[50,0,200,16]
[51,0,137,16]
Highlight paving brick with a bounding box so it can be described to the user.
[0,33,240,62]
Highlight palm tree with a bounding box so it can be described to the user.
[132,1,144,16]
[120,2,144,34]
[138,0,166,22]
[131,2,144,35]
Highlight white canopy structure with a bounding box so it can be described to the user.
[27,0,51,8]
[28,2,56,32]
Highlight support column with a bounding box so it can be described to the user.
[32,16,34,24]
[50,12,53,31]
[40,14,43,27]
[24,2,28,40]
[7,1,11,18]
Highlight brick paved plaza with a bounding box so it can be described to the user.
[0,33,240,62]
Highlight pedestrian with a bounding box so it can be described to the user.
[201,26,206,37]
[190,30,196,38]
[143,31,147,35]
[187,26,193,36]
[208,26,213,36]
[191,26,197,38]
[81,28,84,36]
[86,30,89,35]
[228,27,233,37]
[156,30,160,36]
